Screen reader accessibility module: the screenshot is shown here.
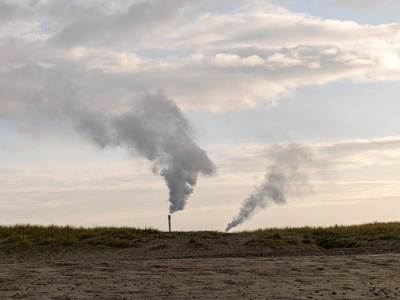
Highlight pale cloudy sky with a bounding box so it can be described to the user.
[1,0,400,231]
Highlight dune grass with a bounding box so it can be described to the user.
[0,222,399,259]
[0,224,162,248]
[240,222,400,250]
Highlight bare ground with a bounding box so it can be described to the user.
[1,254,400,299]
[1,230,400,299]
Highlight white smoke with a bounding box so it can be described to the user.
[72,92,216,213]
[4,90,216,214]
[225,143,313,232]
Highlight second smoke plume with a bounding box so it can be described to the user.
[225,143,313,232]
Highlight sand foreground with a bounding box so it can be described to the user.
[1,254,400,299]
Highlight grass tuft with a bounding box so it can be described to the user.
[244,237,283,250]
[187,237,208,248]
[287,237,302,247]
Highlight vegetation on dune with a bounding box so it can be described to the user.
[0,224,162,248]
[241,222,400,249]
[0,222,399,262]
[187,236,208,248]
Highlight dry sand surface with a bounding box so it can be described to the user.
[1,254,400,299]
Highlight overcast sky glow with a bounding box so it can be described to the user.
[1,0,400,231]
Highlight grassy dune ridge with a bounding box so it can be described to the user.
[1,222,399,263]
[0,225,161,248]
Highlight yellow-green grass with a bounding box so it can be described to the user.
[0,224,161,248]
[240,222,400,249]
[0,222,399,263]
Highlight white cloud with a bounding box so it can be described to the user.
[329,0,400,9]
[0,0,399,112]
[212,53,265,67]
[72,48,148,73]
[210,136,400,177]
[267,53,302,67]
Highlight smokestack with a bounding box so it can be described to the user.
[168,215,171,232]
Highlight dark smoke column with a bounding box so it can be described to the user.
[159,134,216,214]
[75,92,215,214]
[225,143,312,232]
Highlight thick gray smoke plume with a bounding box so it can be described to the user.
[73,92,216,213]
[225,143,312,232]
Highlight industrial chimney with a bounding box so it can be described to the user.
[168,215,171,232]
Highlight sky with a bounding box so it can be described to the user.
[1,0,400,231]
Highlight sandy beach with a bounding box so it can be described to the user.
[1,253,400,299]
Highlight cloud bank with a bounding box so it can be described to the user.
[1,0,400,114]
